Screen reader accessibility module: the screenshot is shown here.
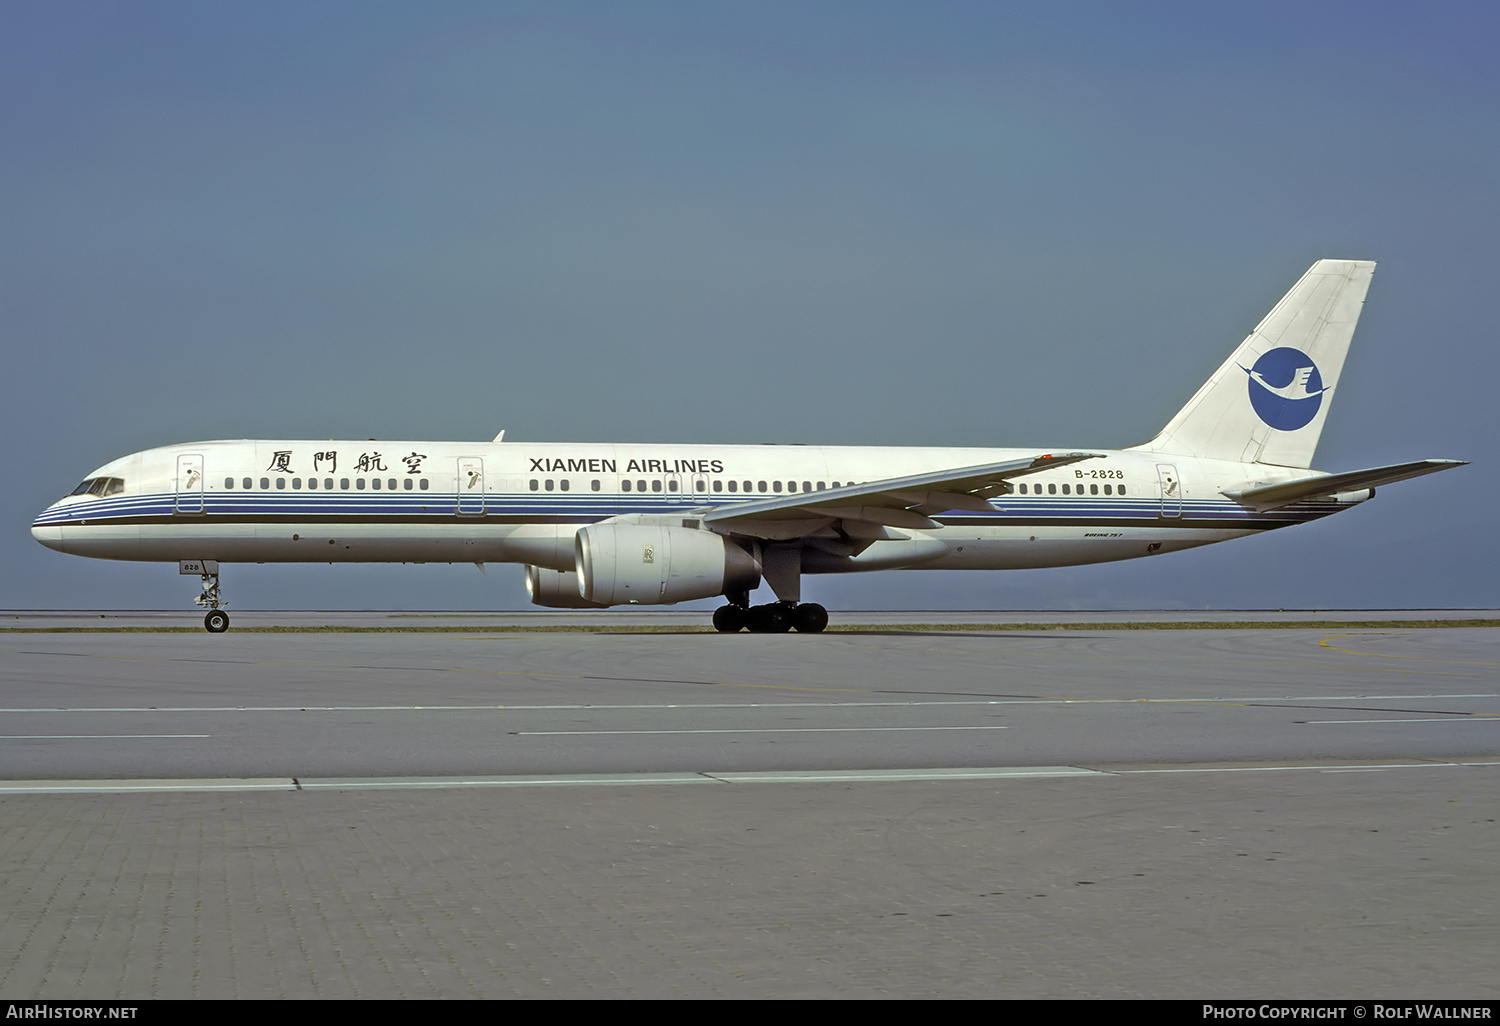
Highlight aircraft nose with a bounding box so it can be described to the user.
[32,515,65,553]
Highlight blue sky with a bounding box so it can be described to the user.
[3,1,1496,611]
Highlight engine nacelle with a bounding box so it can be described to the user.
[575,522,760,605]
[524,565,608,609]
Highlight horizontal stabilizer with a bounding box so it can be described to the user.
[1223,459,1467,511]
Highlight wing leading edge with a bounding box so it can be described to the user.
[701,452,1104,540]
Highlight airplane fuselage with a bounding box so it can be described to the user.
[32,438,1355,573]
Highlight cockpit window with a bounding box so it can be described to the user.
[73,477,124,498]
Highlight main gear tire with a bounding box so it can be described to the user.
[713,605,747,633]
[791,603,828,633]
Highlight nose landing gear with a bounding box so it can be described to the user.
[182,560,229,633]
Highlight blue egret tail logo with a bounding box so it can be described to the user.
[1241,347,1328,431]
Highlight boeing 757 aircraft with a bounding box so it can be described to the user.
[33,260,1464,633]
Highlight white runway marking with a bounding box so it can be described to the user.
[1114,761,1500,774]
[3,761,1494,794]
[515,725,1010,736]
[0,734,211,739]
[1301,717,1497,724]
[0,778,296,794]
[3,693,1496,713]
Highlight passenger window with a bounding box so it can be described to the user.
[592,480,600,492]
[1018,483,1027,494]
[817,482,826,490]
[243,478,253,489]
[372,478,381,490]
[695,480,706,491]
[713,481,723,492]
[403,478,413,490]
[743,481,752,492]
[419,479,428,490]
[355,478,365,490]
[668,480,678,492]
[261,478,270,489]
[1091,484,1098,495]
[292,478,302,490]
[1103,484,1112,495]
[773,481,782,492]
[758,481,767,493]
[622,480,631,491]
[224,477,234,489]
[530,479,539,491]
[544,479,554,491]
[341,479,350,490]
[638,480,647,492]
[327,478,335,490]
[1118,485,1127,496]
[307,478,317,490]
[1048,483,1056,495]
[651,480,662,493]
[560,479,570,491]
[388,479,397,491]
[727,481,737,493]
[276,478,286,490]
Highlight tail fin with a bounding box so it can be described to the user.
[1135,259,1375,469]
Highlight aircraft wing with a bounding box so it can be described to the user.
[1223,459,1467,512]
[701,452,1104,540]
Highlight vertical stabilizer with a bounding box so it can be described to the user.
[1136,259,1375,468]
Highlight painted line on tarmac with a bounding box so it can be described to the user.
[4,761,1498,794]
[513,726,1011,736]
[0,734,211,739]
[1299,716,1500,724]
[0,767,1096,794]
[4,693,1497,714]
[1112,760,1500,774]
[0,778,296,794]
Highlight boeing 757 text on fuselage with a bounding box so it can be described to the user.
[33,260,1464,632]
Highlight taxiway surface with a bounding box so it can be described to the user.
[2,612,1497,998]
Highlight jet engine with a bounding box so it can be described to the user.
[575,522,760,605]
[524,565,608,609]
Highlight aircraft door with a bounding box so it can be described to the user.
[175,454,205,514]
[1156,463,1182,518]
[456,457,485,515]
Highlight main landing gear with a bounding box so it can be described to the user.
[713,601,828,634]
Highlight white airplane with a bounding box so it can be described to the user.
[33,259,1464,633]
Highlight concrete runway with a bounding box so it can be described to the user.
[2,612,1497,998]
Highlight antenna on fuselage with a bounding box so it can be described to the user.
[491,430,506,443]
